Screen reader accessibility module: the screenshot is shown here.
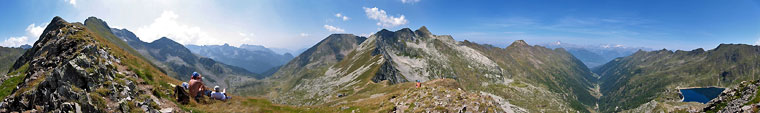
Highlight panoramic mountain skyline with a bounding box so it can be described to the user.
[2,1,760,112]
[2,0,760,51]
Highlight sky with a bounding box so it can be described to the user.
[1,0,760,51]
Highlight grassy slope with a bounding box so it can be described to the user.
[462,41,597,112]
[78,17,315,112]
[0,47,25,76]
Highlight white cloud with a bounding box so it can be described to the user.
[135,10,221,45]
[64,0,76,6]
[755,38,760,45]
[239,32,255,37]
[300,33,309,37]
[335,13,349,21]
[1,23,47,47]
[239,32,256,43]
[401,0,420,4]
[323,25,345,33]
[601,44,625,48]
[363,7,408,28]
[26,23,46,38]
[1,36,30,47]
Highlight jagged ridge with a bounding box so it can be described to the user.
[0,17,181,112]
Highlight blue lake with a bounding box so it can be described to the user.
[680,87,725,104]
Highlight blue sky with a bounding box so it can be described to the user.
[1,0,760,51]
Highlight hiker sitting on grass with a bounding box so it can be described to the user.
[188,72,207,100]
[210,86,231,101]
[416,80,422,88]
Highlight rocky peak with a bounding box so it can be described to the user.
[372,27,423,44]
[325,34,359,40]
[110,28,142,44]
[84,17,111,31]
[45,16,68,31]
[397,28,414,34]
[288,33,366,68]
[12,16,72,69]
[507,40,530,48]
[151,37,185,49]
[714,43,754,52]
[688,48,705,55]
[415,26,432,36]
[0,17,177,112]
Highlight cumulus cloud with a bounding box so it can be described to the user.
[363,7,408,28]
[1,37,30,47]
[135,10,221,45]
[335,13,349,21]
[27,24,45,38]
[401,0,420,4]
[300,33,309,37]
[1,23,47,47]
[64,0,76,6]
[323,25,345,33]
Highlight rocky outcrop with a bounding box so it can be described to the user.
[0,17,177,112]
[703,80,760,113]
[387,79,506,112]
[371,59,406,84]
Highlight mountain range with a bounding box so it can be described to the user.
[107,19,260,87]
[595,44,760,112]
[1,16,760,112]
[185,44,294,76]
[542,41,650,68]
[229,27,598,112]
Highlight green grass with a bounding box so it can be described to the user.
[0,75,25,99]
[0,63,29,99]
[6,63,28,76]
[0,47,25,76]
[509,81,528,88]
[90,93,108,110]
[95,87,110,96]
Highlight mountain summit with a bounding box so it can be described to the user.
[0,17,179,112]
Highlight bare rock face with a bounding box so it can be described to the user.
[703,80,760,113]
[0,17,173,112]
